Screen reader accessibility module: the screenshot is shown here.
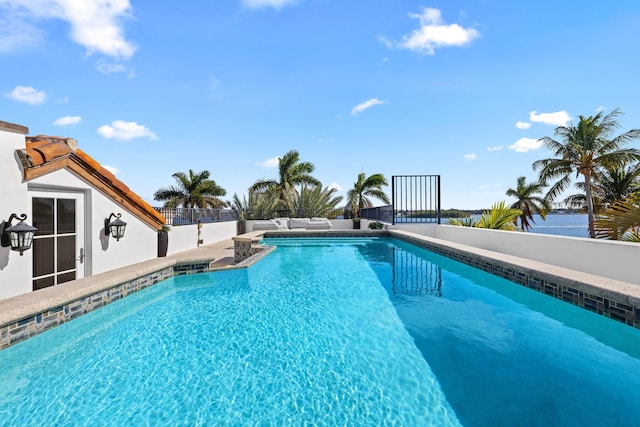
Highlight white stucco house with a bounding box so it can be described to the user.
[0,120,166,300]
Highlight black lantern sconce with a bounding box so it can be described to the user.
[105,213,127,241]
[1,213,38,255]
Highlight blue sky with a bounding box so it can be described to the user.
[2,0,639,209]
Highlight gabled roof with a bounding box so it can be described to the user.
[17,135,165,230]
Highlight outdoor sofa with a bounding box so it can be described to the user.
[251,217,332,231]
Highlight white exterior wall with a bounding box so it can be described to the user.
[165,221,236,256]
[0,125,32,299]
[396,223,640,285]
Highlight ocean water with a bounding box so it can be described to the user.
[453,213,589,238]
[527,213,588,238]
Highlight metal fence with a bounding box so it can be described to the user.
[360,205,394,223]
[154,207,239,226]
[392,175,441,225]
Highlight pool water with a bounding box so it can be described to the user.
[1,237,639,426]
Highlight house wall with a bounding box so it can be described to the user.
[395,223,640,285]
[0,123,157,299]
[0,123,32,299]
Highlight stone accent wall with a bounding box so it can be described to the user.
[234,239,258,263]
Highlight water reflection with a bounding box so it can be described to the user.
[391,248,442,296]
[358,241,443,297]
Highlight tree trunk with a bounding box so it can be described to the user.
[584,175,596,238]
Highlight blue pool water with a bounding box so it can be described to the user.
[1,237,639,426]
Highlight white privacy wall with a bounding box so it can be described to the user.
[165,221,236,256]
[396,223,640,285]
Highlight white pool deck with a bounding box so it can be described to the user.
[1,230,639,344]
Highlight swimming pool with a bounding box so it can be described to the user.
[0,237,639,426]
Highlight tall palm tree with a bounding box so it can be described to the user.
[594,162,640,208]
[154,169,227,208]
[505,176,550,231]
[249,149,320,215]
[563,162,640,212]
[533,108,640,237]
[346,172,390,218]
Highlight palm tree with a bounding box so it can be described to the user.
[346,172,390,218]
[448,201,521,230]
[505,176,550,231]
[594,162,640,208]
[563,162,640,212]
[533,108,640,238]
[293,185,343,218]
[249,149,320,215]
[475,201,522,230]
[154,169,227,208]
[594,194,640,241]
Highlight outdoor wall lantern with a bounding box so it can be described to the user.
[1,213,38,255]
[105,213,127,241]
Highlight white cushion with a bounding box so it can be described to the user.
[289,218,311,229]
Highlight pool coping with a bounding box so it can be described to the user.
[2,229,639,350]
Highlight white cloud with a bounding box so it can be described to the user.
[464,153,477,160]
[103,165,120,175]
[328,182,343,191]
[97,120,157,141]
[258,156,279,168]
[1,0,136,59]
[508,137,543,153]
[96,60,129,74]
[242,0,298,9]
[516,121,531,129]
[53,115,81,126]
[4,85,46,105]
[0,10,43,52]
[351,98,386,116]
[529,110,571,127]
[383,7,480,55]
[487,145,503,152]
